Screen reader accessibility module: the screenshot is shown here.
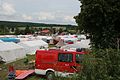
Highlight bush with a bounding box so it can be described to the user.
[77,49,120,80]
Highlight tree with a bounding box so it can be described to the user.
[51,28,56,34]
[75,0,120,49]
[15,27,20,35]
[0,26,9,34]
[24,26,31,34]
[58,28,64,34]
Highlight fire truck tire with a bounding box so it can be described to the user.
[46,71,55,80]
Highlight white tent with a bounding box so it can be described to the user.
[61,39,90,50]
[0,42,26,63]
[36,36,53,44]
[18,40,48,55]
[57,35,78,44]
[36,36,52,40]
[77,34,86,40]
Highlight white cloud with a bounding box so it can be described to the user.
[22,14,32,20]
[37,12,55,20]
[64,16,75,22]
[32,11,76,24]
[1,3,16,15]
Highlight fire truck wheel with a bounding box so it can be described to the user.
[46,71,55,80]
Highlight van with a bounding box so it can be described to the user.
[35,49,85,80]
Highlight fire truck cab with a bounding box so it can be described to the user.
[35,49,85,79]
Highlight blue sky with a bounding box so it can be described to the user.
[0,0,81,25]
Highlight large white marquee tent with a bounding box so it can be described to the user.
[61,39,90,50]
[18,40,48,55]
[0,42,26,63]
[56,35,78,44]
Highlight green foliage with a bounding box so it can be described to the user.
[77,49,120,80]
[15,27,20,35]
[0,21,76,28]
[68,30,76,34]
[75,0,120,49]
[58,28,64,34]
[24,58,29,65]
[24,26,31,34]
[0,21,77,35]
[0,25,10,34]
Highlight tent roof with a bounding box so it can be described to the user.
[0,42,23,51]
[57,35,78,41]
[0,40,3,43]
[18,40,48,47]
[78,35,86,39]
[0,37,20,43]
[36,36,52,40]
[41,30,50,33]
[61,39,90,49]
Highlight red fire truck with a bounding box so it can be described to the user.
[35,49,86,80]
